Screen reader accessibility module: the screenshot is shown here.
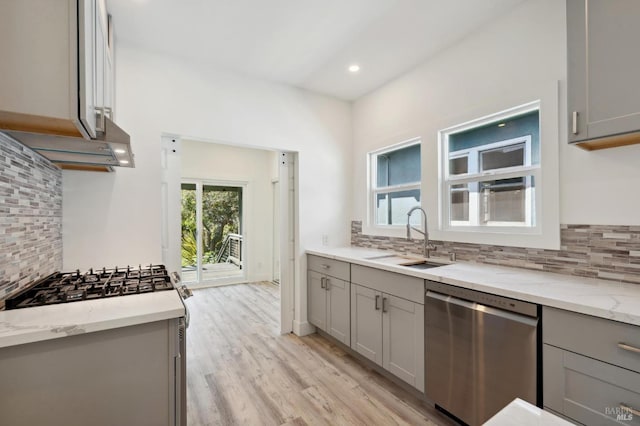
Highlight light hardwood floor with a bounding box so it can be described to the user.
[185,282,453,426]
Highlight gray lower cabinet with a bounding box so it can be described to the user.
[351,283,382,364]
[382,293,424,390]
[308,270,328,331]
[543,306,640,425]
[544,345,640,425]
[350,282,424,392]
[567,0,640,149]
[0,319,181,426]
[307,256,351,345]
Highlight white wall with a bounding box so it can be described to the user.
[63,45,353,333]
[181,140,276,282]
[352,0,640,232]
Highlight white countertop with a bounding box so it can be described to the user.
[484,399,572,426]
[0,290,185,348]
[307,246,640,326]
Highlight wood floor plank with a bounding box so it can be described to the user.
[185,282,451,426]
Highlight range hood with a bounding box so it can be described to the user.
[3,118,135,172]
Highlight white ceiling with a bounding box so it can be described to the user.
[108,0,526,100]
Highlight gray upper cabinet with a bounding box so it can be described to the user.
[567,0,640,149]
[307,255,351,345]
[0,0,111,139]
[0,0,132,171]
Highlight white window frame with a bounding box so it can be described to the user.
[368,138,421,229]
[439,101,541,234]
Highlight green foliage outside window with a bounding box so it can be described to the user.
[181,187,240,267]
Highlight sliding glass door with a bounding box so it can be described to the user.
[181,180,245,286]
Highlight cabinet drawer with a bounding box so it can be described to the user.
[544,344,640,425]
[307,255,350,281]
[351,265,423,304]
[543,307,640,373]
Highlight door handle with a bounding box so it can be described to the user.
[572,111,579,135]
[325,278,330,291]
[382,297,388,313]
[375,295,380,310]
[95,107,106,133]
[320,277,325,289]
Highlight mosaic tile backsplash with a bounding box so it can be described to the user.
[351,221,640,285]
[0,133,62,302]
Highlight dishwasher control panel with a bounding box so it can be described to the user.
[425,280,538,318]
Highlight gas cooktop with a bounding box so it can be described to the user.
[5,264,175,310]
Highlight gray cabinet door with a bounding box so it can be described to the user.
[326,277,350,345]
[543,306,640,374]
[350,284,383,366]
[0,319,175,426]
[382,294,424,392]
[567,0,640,143]
[544,344,640,425]
[308,270,327,331]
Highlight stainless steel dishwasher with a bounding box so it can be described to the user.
[425,281,540,426]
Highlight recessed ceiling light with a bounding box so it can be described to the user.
[498,123,506,127]
[119,160,129,165]
[348,64,360,73]
[114,149,126,154]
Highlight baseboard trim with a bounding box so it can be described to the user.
[293,320,315,336]
[247,273,272,283]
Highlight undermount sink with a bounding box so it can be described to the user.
[364,253,449,269]
[363,254,398,260]
[402,261,443,270]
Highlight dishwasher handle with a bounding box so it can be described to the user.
[426,290,538,326]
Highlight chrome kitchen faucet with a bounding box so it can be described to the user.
[406,206,436,258]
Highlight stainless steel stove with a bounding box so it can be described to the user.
[5,264,177,310]
[1,264,191,426]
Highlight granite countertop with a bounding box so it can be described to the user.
[0,290,185,349]
[307,246,640,326]
[484,399,572,426]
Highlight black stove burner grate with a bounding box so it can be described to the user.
[4,264,174,310]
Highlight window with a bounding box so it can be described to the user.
[370,140,421,226]
[440,104,540,230]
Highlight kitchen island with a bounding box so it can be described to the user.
[0,289,186,426]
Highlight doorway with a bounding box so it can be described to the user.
[161,135,297,334]
[180,180,246,287]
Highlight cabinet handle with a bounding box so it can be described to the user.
[325,278,330,291]
[619,403,640,417]
[382,297,388,313]
[572,111,579,135]
[618,342,640,354]
[320,264,330,269]
[375,295,380,310]
[95,107,106,133]
[320,277,325,289]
